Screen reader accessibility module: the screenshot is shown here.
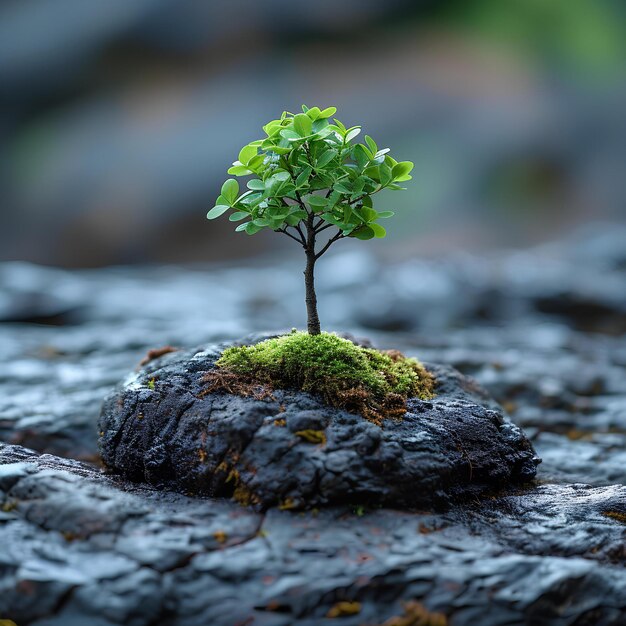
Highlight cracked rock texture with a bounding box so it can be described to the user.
[98,344,538,509]
[1,224,625,625]
[1,443,625,626]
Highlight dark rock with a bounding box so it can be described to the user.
[98,339,539,509]
[1,443,625,626]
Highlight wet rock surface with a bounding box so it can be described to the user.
[1,225,625,625]
[98,344,538,509]
[1,442,625,626]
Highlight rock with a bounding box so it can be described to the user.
[1,442,625,626]
[98,338,539,510]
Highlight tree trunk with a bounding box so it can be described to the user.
[304,221,321,335]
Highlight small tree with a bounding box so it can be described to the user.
[207,105,413,335]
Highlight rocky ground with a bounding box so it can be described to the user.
[1,224,625,625]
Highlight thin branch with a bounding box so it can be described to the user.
[279,227,306,246]
[315,230,344,259]
[348,194,366,206]
[294,189,309,215]
[315,222,334,234]
[349,186,384,205]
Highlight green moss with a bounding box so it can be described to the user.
[213,331,435,423]
[295,429,327,444]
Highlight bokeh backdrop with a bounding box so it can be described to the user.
[1,0,625,267]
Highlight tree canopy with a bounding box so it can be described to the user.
[207,105,413,243]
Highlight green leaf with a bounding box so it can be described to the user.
[319,106,337,119]
[379,163,393,186]
[316,149,337,169]
[280,183,296,198]
[293,113,313,137]
[289,209,308,220]
[345,127,361,142]
[363,165,380,182]
[284,214,301,226]
[311,118,330,134]
[238,145,257,166]
[207,205,230,219]
[228,165,253,176]
[306,106,321,120]
[307,195,328,210]
[353,144,369,169]
[328,190,341,205]
[263,120,282,136]
[280,129,302,142]
[229,211,249,221]
[370,223,387,238]
[352,177,365,194]
[377,211,395,218]
[269,144,292,155]
[392,161,414,180]
[245,222,264,235]
[352,225,375,240]
[320,213,344,227]
[266,206,290,219]
[365,135,378,155]
[221,179,239,205]
[324,129,342,144]
[247,154,266,172]
[288,149,300,167]
[247,179,265,191]
[235,222,250,232]
[235,190,254,204]
[240,192,263,208]
[334,182,352,195]
[354,205,377,223]
[267,171,291,195]
[333,118,347,133]
[295,166,312,188]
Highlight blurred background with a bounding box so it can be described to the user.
[1,0,625,268]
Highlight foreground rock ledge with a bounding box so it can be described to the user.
[2,442,625,626]
[98,337,539,509]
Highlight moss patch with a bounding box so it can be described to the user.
[603,510,626,524]
[295,429,327,444]
[206,331,435,424]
